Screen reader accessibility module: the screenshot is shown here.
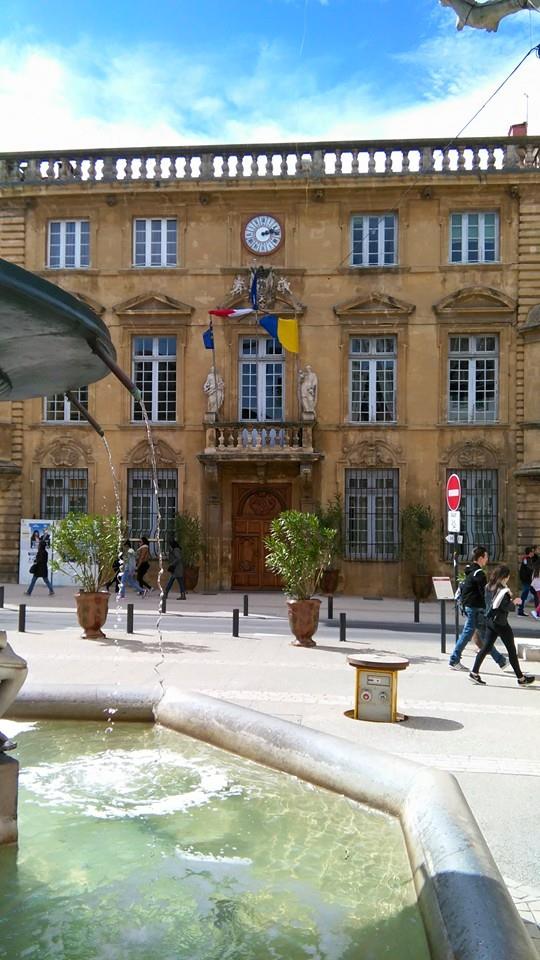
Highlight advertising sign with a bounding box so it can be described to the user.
[19,519,78,587]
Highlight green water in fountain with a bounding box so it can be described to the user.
[0,722,430,960]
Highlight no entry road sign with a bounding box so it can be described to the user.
[446,473,461,512]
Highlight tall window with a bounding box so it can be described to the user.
[40,469,88,519]
[239,337,283,421]
[127,469,178,550]
[351,214,397,267]
[448,335,498,423]
[345,469,399,560]
[133,218,177,267]
[446,469,501,561]
[350,337,396,422]
[132,336,176,422]
[449,212,499,264]
[43,387,89,422]
[48,220,90,269]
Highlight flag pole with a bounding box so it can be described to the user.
[209,320,219,423]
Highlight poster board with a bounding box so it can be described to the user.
[431,576,455,601]
[19,519,79,586]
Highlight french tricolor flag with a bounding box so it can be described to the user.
[208,308,254,318]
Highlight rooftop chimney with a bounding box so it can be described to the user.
[508,122,528,137]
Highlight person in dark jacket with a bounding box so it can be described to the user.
[24,538,54,596]
[517,546,538,616]
[469,565,535,686]
[163,539,186,600]
[449,546,506,670]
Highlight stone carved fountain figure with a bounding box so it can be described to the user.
[441,0,539,31]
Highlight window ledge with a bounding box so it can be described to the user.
[442,263,502,270]
[438,420,506,428]
[345,420,399,427]
[120,267,187,274]
[338,266,408,275]
[39,268,99,276]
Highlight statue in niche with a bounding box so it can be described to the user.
[441,0,539,32]
[203,367,224,414]
[299,365,318,415]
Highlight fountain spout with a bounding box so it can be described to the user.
[65,391,105,437]
[90,340,143,405]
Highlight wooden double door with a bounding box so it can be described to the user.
[231,483,291,589]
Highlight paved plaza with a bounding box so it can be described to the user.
[2,585,540,950]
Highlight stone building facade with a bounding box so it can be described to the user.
[0,135,539,594]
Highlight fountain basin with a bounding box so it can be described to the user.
[6,684,538,960]
[0,257,115,400]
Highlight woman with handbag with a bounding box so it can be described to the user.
[163,538,186,600]
[25,538,54,596]
[469,564,535,686]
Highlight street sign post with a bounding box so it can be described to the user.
[445,474,462,645]
[446,473,461,512]
[448,510,461,532]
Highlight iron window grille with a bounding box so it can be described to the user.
[449,212,499,264]
[444,468,502,561]
[349,336,396,422]
[132,336,176,422]
[43,386,89,422]
[239,337,284,422]
[346,468,399,560]
[127,469,178,556]
[133,218,177,267]
[350,214,397,267]
[40,468,88,519]
[448,335,498,424]
[48,220,90,269]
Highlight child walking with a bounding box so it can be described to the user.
[469,564,535,687]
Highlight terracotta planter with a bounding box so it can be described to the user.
[287,598,321,647]
[411,574,432,601]
[183,565,199,591]
[75,591,109,639]
[319,568,339,595]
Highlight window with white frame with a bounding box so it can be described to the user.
[448,335,498,423]
[48,220,90,269]
[127,468,178,551]
[40,468,88,519]
[133,218,177,267]
[350,336,396,422]
[351,214,397,267]
[239,337,283,421]
[43,386,89,423]
[449,212,499,264]
[345,468,399,561]
[445,468,501,561]
[132,336,176,422]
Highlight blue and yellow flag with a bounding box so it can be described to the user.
[259,314,299,353]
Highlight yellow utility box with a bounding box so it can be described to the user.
[346,654,409,723]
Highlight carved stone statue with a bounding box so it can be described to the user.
[441,0,539,32]
[300,365,318,416]
[203,367,224,414]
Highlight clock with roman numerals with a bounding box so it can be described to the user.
[242,214,283,255]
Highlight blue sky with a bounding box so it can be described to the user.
[0,0,539,150]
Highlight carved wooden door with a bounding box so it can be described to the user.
[231,484,291,589]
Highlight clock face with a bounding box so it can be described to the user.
[243,214,283,255]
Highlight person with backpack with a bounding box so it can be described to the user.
[469,565,535,686]
[449,546,507,670]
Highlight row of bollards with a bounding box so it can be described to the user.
[230,601,348,640]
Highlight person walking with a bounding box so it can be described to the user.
[517,546,538,616]
[119,540,145,598]
[449,546,506,670]
[469,565,535,686]
[163,538,186,600]
[24,537,54,596]
[136,536,153,592]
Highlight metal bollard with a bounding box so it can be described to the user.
[127,603,134,634]
[232,608,239,637]
[440,600,447,654]
[18,604,26,633]
[339,611,346,643]
[161,595,167,614]
[413,598,420,623]
[327,595,334,620]
[0,585,4,608]
[243,594,249,617]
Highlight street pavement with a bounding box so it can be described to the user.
[2,584,540,950]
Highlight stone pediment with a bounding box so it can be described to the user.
[71,292,105,316]
[334,293,415,319]
[34,436,93,468]
[434,286,515,317]
[441,439,501,468]
[342,436,403,467]
[113,293,194,317]
[126,438,181,468]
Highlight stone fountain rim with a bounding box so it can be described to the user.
[7,683,537,960]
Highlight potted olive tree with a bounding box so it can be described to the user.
[174,512,205,591]
[264,510,335,647]
[401,503,435,600]
[51,512,118,638]
[315,495,344,595]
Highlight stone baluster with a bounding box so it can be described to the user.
[168,156,178,180]
[184,156,193,179]
[283,428,290,449]
[456,147,465,171]
[25,158,40,182]
[280,152,288,177]
[334,149,342,175]
[351,149,359,175]
[255,429,263,450]
[217,427,225,450]
[312,149,324,177]
[486,146,496,171]
[367,149,376,174]
[264,152,273,177]
[225,428,234,447]
[154,155,163,179]
[295,153,303,176]
[87,157,96,182]
[419,146,433,173]
[124,157,133,181]
[441,148,450,172]
[292,427,300,449]
[250,153,258,177]
[102,154,115,182]
[200,152,214,180]
[384,150,392,173]
[472,147,480,171]
[401,149,410,174]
